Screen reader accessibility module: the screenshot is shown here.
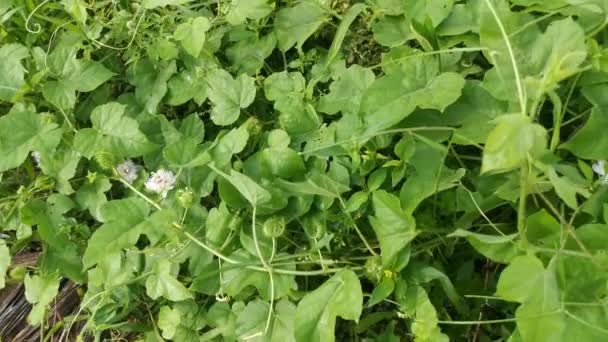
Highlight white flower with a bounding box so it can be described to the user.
[145,168,176,198]
[592,160,606,177]
[592,160,608,184]
[116,159,140,184]
[31,151,41,167]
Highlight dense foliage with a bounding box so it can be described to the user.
[1,0,608,341]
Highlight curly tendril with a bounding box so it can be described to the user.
[25,0,51,34]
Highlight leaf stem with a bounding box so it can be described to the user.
[517,160,529,249]
[337,196,378,257]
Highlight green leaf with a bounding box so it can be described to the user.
[212,166,271,205]
[274,0,329,51]
[0,43,29,101]
[74,102,155,159]
[527,17,587,96]
[372,16,411,47]
[405,0,453,27]
[264,71,306,113]
[83,198,176,268]
[562,107,608,159]
[235,299,270,338]
[143,0,192,9]
[0,239,9,289]
[443,81,508,145]
[158,306,181,339]
[75,176,112,220]
[513,261,564,341]
[166,301,207,340]
[127,59,177,113]
[179,113,205,143]
[0,108,61,172]
[71,60,115,92]
[367,277,395,307]
[371,0,453,47]
[370,190,417,272]
[478,1,536,102]
[480,7,586,102]
[167,68,209,105]
[526,209,561,247]
[43,59,114,110]
[360,68,465,134]
[547,167,590,209]
[205,202,237,248]
[163,137,210,168]
[496,255,550,303]
[38,147,80,194]
[371,0,405,15]
[41,80,76,110]
[211,125,249,167]
[226,32,276,75]
[174,17,211,57]
[206,302,238,340]
[146,259,193,301]
[367,168,387,191]
[226,0,273,25]
[481,114,547,174]
[408,285,449,342]
[318,65,375,116]
[449,229,520,263]
[62,0,87,23]
[399,143,465,213]
[207,69,256,126]
[20,198,84,281]
[24,273,60,326]
[403,262,462,309]
[270,300,297,342]
[344,191,368,212]
[294,269,363,342]
[437,1,480,36]
[46,32,81,76]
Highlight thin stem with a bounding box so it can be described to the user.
[435,317,517,325]
[460,185,510,239]
[180,225,356,276]
[181,229,241,265]
[433,310,563,325]
[251,206,270,269]
[517,161,529,249]
[87,10,146,50]
[337,196,378,256]
[264,272,275,334]
[57,108,76,132]
[548,90,563,151]
[115,176,162,210]
[535,191,597,264]
[483,0,526,116]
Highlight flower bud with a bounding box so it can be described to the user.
[263,216,286,238]
[177,188,195,208]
